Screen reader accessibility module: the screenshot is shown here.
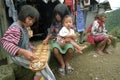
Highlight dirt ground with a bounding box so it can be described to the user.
[49,42,120,80]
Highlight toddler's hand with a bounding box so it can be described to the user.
[77,34,80,38]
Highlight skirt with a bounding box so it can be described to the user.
[51,40,74,54]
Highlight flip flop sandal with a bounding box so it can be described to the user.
[66,66,74,74]
[58,68,65,76]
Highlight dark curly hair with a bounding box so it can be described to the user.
[18,5,40,22]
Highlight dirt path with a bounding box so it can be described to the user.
[50,42,120,80]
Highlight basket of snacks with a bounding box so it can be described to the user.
[30,44,50,71]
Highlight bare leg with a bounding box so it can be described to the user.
[70,40,83,53]
[96,37,108,55]
[64,48,74,74]
[53,48,66,76]
[103,39,112,54]
[64,48,73,66]
[34,75,42,80]
[53,48,65,68]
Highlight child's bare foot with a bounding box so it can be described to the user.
[96,49,104,55]
[80,45,87,50]
[75,49,83,54]
[75,45,87,54]
[103,50,112,54]
[78,50,83,54]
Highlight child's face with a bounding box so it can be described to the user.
[55,14,61,23]
[101,16,107,22]
[63,17,73,28]
[25,16,35,27]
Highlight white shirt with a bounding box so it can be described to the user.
[59,26,75,37]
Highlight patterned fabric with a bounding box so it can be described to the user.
[0,22,21,55]
[0,22,56,80]
[86,19,106,45]
[48,24,62,36]
[51,26,75,54]
[76,5,85,32]
[94,34,105,42]
[91,19,107,36]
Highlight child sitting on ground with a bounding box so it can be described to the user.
[86,13,113,55]
[0,5,56,80]
[56,15,87,53]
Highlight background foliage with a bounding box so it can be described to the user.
[106,9,120,40]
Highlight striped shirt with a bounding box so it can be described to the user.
[0,26,26,56]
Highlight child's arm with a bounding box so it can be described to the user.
[42,34,52,45]
[0,26,36,61]
[42,25,54,45]
[65,34,79,40]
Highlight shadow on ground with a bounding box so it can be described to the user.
[49,42,120,80]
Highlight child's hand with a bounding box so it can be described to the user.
[72,34,79,39]
[18,49,37,61]
[24,50,36,61]
[55,28,59,33]
[42,39,48,45]
[76,34,80,38]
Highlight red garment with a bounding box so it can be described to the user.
[97,18,104,29]
[64,0,78,11]
[86,19,104,45]
[86,24,95,45]
[64,0,73,6]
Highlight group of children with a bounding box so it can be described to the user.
[0,4,113,80]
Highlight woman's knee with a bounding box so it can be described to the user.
[53,48,60,55]
[67,48,74,54]
[107,39,112,45]
[104,37,109,41]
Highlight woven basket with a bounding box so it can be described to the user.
[30,44,50,71]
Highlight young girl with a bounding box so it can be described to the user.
[0,5,56,80]
[91,13,113,55]
[43,4,75,76]
[42,3,70,45]
[57,15,87,54]
[42,12,62,45]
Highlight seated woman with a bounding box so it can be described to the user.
[42,4,74,76]
[90,13,113,55]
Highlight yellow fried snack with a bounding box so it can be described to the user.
[30,44,50,71]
